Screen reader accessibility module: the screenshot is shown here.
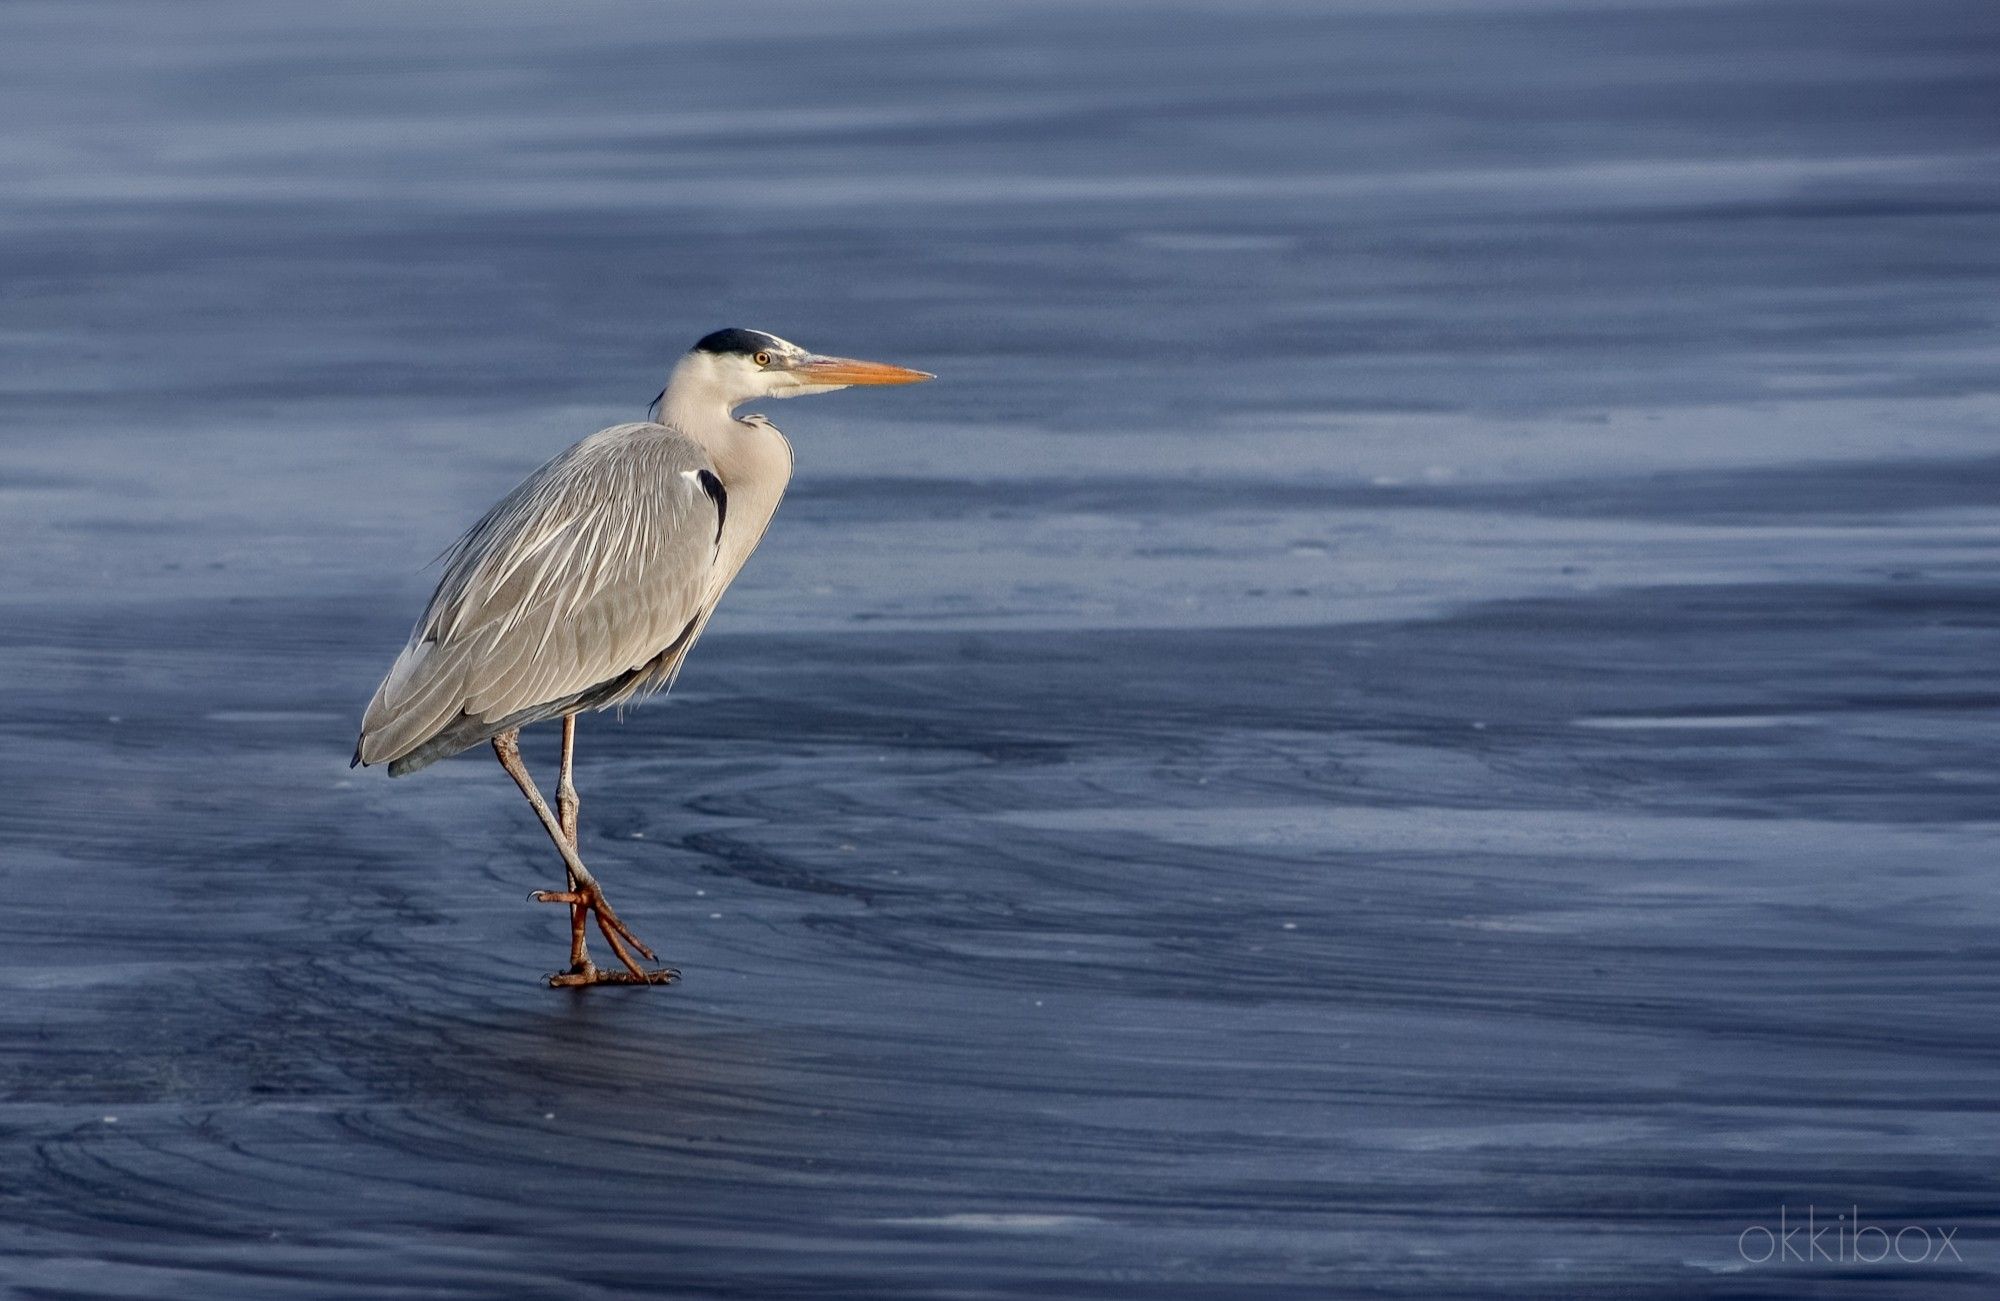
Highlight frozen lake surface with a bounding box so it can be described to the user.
[3,0,1999,1295]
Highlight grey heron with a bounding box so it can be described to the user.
[354,328,932,986]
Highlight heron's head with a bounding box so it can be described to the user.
[657,328,932,420]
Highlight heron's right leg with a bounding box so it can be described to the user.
[491,729,676,986]
[555,714,589,973]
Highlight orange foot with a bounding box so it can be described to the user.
[532,880,677,987]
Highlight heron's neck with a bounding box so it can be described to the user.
[662,353,764,444]
[661,392,733,439]
[655,362,719,430]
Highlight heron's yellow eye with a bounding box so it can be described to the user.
[754,351,771,367]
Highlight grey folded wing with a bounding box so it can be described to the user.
[356,422,724,775]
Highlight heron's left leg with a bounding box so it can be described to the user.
[555,714,589,974]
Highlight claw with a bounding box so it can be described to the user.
[532,880,668,981]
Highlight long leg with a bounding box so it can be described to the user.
[491,730,676,986]
[555,714,588,973]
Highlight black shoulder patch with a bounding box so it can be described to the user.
[695,468,726,544]
[692,327,778,356]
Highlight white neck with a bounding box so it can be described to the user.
[657,352,744,437]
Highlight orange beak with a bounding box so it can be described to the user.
[794,355,935,386]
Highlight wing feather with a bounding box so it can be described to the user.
[357,422,720,769]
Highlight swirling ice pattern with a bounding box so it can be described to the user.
[5,0,2000,1296]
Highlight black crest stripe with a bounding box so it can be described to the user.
[692,328,778,356]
